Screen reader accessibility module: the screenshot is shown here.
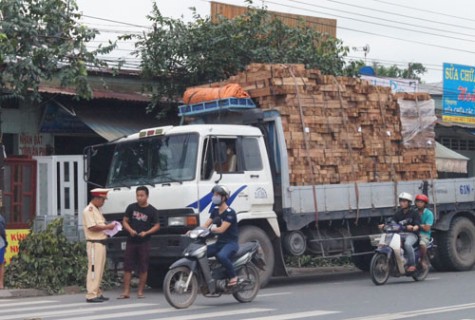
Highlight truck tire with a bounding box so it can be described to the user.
[239,226,274,288]
[282,231,306,256]
[146,265,168,289]
[428,234,449,272]
[351,240,373,272]
[439,217,475,271]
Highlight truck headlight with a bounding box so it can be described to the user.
[167,215,198,227]
[168,217,186,226]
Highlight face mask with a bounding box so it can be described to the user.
[212,195,223,205]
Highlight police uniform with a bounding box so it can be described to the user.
[83,188,109,301]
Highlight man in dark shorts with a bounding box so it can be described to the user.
[118,186,160,299]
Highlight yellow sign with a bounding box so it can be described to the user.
[4,229,30,265]
[442,114,475,125]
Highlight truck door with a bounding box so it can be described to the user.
[236,136,273,212]
[197,135,272,216]
[198,136,251,215]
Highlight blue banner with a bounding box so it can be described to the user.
[443,63,475,124]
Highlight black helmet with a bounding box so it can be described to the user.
[211,185,231,199]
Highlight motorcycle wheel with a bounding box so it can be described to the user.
[370,253,390,285]
[232,263,260,303]
[163,266,198,309]
[412,256,430,281]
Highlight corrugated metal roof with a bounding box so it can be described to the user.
[74,106,160,141]
[435,142,469,173]
[38,85,151,102]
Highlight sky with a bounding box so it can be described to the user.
[75,0,475,84]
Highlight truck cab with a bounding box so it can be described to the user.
[85,114,279,286]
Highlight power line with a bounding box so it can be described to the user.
[282,0,475,42]
[370,0,475,24]
[326,0,475,32]
[263,1,475,55]
[81,14,150,29]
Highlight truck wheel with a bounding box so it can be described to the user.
[440,217,475,271]
[351,240,374,272]
[282,231,306,256]
[239,226,274,288]
[428,234,449,271]
[146,265,168,289]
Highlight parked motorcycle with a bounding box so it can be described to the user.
[370,220,433,285]
[163,226,266,309]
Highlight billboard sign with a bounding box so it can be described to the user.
[360,75,418,93]
[442,63,475,124]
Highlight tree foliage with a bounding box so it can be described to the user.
[5,218,118,294]
[126,3,350,115]
[344,60,427,81]
[5,219,86,294]
[0,0,115,102]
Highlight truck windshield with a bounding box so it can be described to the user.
[107,133,198,187]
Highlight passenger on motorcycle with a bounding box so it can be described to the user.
[415,194,434,269]
[202,185,239,287]
[379,192,421,272]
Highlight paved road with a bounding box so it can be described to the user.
[1,269,475,320]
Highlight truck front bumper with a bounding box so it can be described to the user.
[106,234,191,265]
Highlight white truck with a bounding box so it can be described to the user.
[84,99,475,287]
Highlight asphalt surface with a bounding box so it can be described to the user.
[1,268,474,320]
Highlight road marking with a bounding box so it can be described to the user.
[342,302,475,320]
[1,302,85,313]
[0,302,154,320]
[147,308,273,320]
[0,300,57,308]
[62,307,205,320]
[258,292,292,297]
[245,310,340,320]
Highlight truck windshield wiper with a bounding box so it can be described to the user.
[155,173,183,184]
[138,178,156,188]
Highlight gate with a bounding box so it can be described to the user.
[3,157,37,229]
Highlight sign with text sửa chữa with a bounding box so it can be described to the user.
[442,63,475,124]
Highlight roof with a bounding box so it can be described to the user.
[38,85,151,102]
[435,141,469,173]
[38,70,153,103]
[419,81,443,96]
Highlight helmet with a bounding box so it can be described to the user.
[415,194,429,203]
[211,185,231,199]
[398,192,413,203]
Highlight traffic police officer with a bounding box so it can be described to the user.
[83,188,115,303]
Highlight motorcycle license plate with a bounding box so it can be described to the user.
[121,242,126,250]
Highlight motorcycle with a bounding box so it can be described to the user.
[163,226,266,309]
[370,220,433,285]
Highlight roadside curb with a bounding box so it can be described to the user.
[287,265,359,275]
[0,285,82,299]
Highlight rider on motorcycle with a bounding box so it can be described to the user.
[202,185,239,287]
[415,194,434,269]
[379,192,421,272]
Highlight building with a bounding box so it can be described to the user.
[210,1,337,37]
[1,70,179,229]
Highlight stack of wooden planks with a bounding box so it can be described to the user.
[192,63,437,185]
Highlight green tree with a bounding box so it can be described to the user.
[373,62,427,81]
[344,60,427,81]
[126,3,349,115]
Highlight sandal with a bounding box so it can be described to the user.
[137,294,146,299]
[117,295,130,299]
[227,278,238,287]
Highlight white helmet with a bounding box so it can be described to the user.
[398,192,413,202]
